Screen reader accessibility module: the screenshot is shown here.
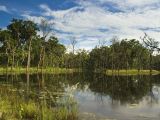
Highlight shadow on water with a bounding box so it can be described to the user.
[0,72,159,119]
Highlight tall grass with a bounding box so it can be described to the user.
[0,84,78,120]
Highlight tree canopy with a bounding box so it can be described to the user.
[0,19,160,71]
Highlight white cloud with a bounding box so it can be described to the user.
[22,14,45,24]
[81,0,160,9]
[23,1,160,50]
[122,0,159,6]
[0,5,9,13]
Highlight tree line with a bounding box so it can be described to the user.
[0,19,159,72]
[87,38,160,72]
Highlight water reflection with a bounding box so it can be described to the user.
[77,73,160,120]
[88,74,151,104]
[0,73,159,119]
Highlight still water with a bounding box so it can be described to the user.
[0,73,160,120]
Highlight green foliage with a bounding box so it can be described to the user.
[0,19,160,72]
[0,19,66,69]
[0,84,78,120]
[87,39,160,72]
[19,101,39,119]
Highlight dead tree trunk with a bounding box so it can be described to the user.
[27,38,32,72]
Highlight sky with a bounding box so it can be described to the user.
[0,0,160,50]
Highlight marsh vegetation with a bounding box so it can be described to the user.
[0,73,159,119]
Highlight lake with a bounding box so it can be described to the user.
[0,73,160,120]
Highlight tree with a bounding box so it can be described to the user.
[7,19,38,71]
[0,30,11,70]
[23,20,38,72]
[0,18,160,73]
[74,49,89,69]
[45,36,65,67]
[38,19,53,70]
[86,38,151,73]
[7,19,23,70]
[141,33,160,74]
[0,19,67,70]
[110,36,119,73]
[98,39,107,47]
[70,37,77,54]
[87,46,111,72]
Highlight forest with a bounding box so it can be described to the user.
[0,19,160,73]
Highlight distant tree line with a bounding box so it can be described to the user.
[0,19,160,72]
[87,38,160,72]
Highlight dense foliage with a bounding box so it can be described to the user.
[0,19,159,71]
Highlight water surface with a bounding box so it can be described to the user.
[0,73,160,120]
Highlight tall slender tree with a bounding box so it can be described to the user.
[70,36,77,54]
[23,21,38,72]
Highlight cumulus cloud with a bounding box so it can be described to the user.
[23,0,160,50]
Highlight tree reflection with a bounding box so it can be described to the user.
[87,74,160,105]
[0,73,160,110]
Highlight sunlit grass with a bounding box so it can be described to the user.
[106,69,160,75]
[0,67,81,74]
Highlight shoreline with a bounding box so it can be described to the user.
[106,69,160,76]
[0,67,81,74]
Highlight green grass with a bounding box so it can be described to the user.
[0,99,78,120]
[0,85,78,120]
[0,67,81,74]
[106,69,160,76]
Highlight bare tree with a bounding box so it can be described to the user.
[140,33,160,74]
[70,36,77,54]
[110,36,119,44]
[39,19,53,39]
[98,39,107,47]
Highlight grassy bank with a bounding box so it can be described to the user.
[0,67,81,74]
[106,69,160,76]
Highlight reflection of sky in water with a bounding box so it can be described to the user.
[75,84,160,120]
[0,73,160,120]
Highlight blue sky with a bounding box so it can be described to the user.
[0,0,160,50]
[0,0,77,27]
